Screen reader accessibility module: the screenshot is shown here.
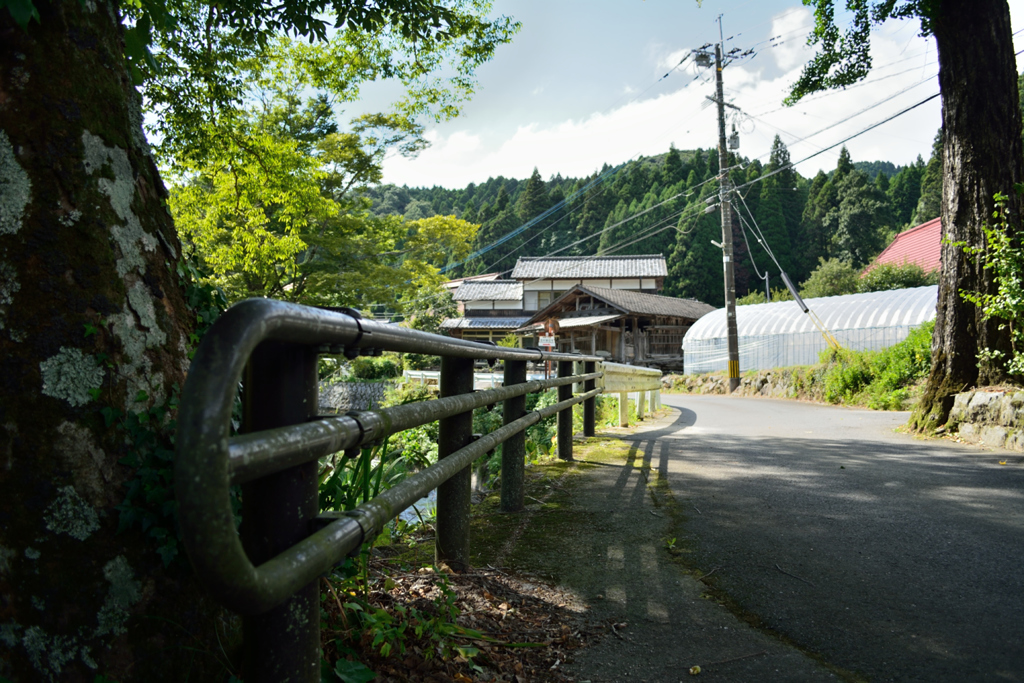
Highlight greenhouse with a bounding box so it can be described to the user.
[682,285,938,374]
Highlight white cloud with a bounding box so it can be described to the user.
[383,2,1024,189]
[771,6,815,72]
[660,47,691,72]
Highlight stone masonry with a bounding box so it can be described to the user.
[946,389,1024,451]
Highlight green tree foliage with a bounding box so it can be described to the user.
[168,43,480,309]
[662,143,686,186]
[854,160,899,179]
[800,257,860,298]
[958,193,1024,375]
[825,169,892,268]
[736,287,793,305]
[147,1,517,310]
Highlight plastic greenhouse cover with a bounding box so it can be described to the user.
[683,285,937,342]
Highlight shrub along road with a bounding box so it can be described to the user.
[592,395,1024,682]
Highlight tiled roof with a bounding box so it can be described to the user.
[511,255,668,279]
[453,280,523,301]
[443,272,502,291]
[440,317,531,330]
[868,218,941,273]
[581,287,715,319]
[523,286,715,325]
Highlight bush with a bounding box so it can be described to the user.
[350,354,404,380]
[736,287,795,305]
[800,257,860,298]
[859,262,937,292]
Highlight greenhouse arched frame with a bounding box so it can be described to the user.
[681,285,937,374]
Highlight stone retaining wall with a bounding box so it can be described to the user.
[663,369,825,402]
[947,389,1024,451]
[319,381,394,413]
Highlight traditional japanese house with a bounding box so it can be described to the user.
[441,255,673,344]
[516,286,715,371]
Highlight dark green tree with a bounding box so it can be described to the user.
[875,171,890,195]
[575,174,616,246]
[666,201,725,306]
[834,146,855,181]
[800,257,860,298]
[911,130,943,225]
[825,171,892,268]
[887,158,925,227]
[692,148,708,181]
[801,170,838,268]
[754,175,794,276]
[765,136,808,280]
[516,167,549,222]
[661,143,686,187]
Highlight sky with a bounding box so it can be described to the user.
[369,0,1024,189]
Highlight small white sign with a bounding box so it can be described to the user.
[538,335,556,347]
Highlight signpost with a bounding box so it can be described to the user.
[539,335,556,379]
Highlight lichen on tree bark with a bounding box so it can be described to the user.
[0,0,230,680]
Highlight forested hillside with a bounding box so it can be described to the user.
[363,135,942,306]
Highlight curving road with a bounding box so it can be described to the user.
[658,394,1024,682]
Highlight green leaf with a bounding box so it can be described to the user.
[333,659,376,683]
[0,0,40,28]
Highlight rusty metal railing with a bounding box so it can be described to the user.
[175,298,662,682]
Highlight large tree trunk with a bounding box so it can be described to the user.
[0,2,231,680]
[911,0,1024,431]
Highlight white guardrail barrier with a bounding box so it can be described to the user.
[404,361,663,427]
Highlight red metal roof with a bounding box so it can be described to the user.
[867,217,941,273]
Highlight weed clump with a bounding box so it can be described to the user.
[820,321,934,409]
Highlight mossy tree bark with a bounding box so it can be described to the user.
[910,0,1024,431]
[1,1,230,680]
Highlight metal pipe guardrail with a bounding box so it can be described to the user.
[175,298,661,682]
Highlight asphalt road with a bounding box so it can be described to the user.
[657,394,1024,682]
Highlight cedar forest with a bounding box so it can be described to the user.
[362,133,944,309]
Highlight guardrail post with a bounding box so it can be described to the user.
[655,388,661,410]
[619,391,629,427]
[583,361,596,437]
[437,355,474,571]
[501,360,527,512]
[557,360,573,461]
[638,389,647,420]
[240,341,320,683]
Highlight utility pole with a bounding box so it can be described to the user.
[713,30,740,392]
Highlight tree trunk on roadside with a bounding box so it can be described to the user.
[1,2,229,680]
[910,0,1024,431]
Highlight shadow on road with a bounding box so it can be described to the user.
[636,401,1024,682]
